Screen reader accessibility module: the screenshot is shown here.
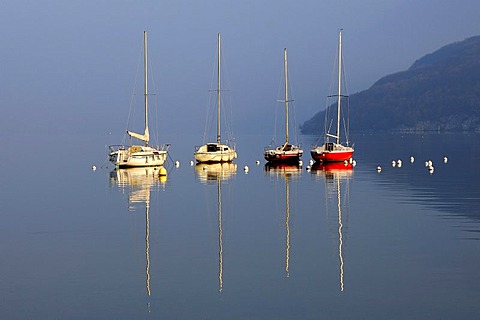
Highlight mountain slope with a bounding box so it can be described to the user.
[301,36,480,133]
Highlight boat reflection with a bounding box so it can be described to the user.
[311,162,352,292]
[194,163,236,292]
[194,162,237,183]
[109,167,167,299]
[265,163,301,277]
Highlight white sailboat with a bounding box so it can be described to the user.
[264,48,303,163]
[310,30,354,163]
[109,31,170,168]
[194,33,237,163]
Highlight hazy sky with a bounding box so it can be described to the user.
[1,0,479,139]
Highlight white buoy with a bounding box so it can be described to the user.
[425,161,429,167]
[397,160,402,168]
[377,166,382,172]
[444,156,448,163]
[299,160,303,166]
[244,165,249,173]
[392,160,396,167]
[92,165,97,171]
[428,160,433,167]
[190,160,194,166]
[429,165,435,174]
[255,160,260,165]
[410,156,415,163]
[309,159,314,166]
[352,160,357,167]
[306,165,311,171]
[175,161,180,168]
[344,160,348,165]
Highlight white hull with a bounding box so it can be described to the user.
[194,143,237,163]
[109,145,168,167]
[264,144,303,163]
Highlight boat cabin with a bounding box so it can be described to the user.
[325,142,334,151]
[206,144,230,152]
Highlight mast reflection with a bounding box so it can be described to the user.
[311,162,353,292]
[265,163,301,277]
[194,163,237,292]
[109,167,167,299]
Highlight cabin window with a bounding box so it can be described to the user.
[207,144,217,152]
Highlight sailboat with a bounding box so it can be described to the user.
[310,30,354,163]
[109,31,170,168]
[264,48,303,163]
[194,33,237,163]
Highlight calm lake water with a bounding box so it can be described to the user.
[1,132,480,319]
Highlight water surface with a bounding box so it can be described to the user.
[1,132,479,319]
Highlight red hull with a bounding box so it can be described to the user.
[264,153,302,163]
[312,162,353,171]
[310,150,353,163]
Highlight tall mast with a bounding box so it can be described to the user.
[144,31,149,146]
[335,30,342,145]
[284,48,289,145]
[217,33,221,145]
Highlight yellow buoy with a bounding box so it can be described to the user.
[158,167,167,176]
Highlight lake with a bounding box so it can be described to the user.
[1,132,480,319]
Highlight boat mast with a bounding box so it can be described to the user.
[335,30,342,145]
[144,31,150,146]
[284,48,289,145]
[217,33,221,145]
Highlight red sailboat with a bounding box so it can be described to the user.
[311,30,354,163]
[264,48,303,163]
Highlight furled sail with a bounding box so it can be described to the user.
[127,128,149,144]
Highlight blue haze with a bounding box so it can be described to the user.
[1,1,480,140]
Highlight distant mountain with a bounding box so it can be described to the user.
[301,36,480,133]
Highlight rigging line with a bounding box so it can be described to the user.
[340,43,349,98]
[219,39,234,142]
[100,145,112,169]
[202,41,218,143]
[342,98,350,145]
[323,45,340,141]
[123,45,144,145]
[288,70,300,145]
[273,60,285,143]
[147,46,160,147]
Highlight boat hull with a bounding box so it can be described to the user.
[109,145,168,168]
[264,150,302,163]
[264,143,303,163]
[310,143,353,163]
[194,143,237,163]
